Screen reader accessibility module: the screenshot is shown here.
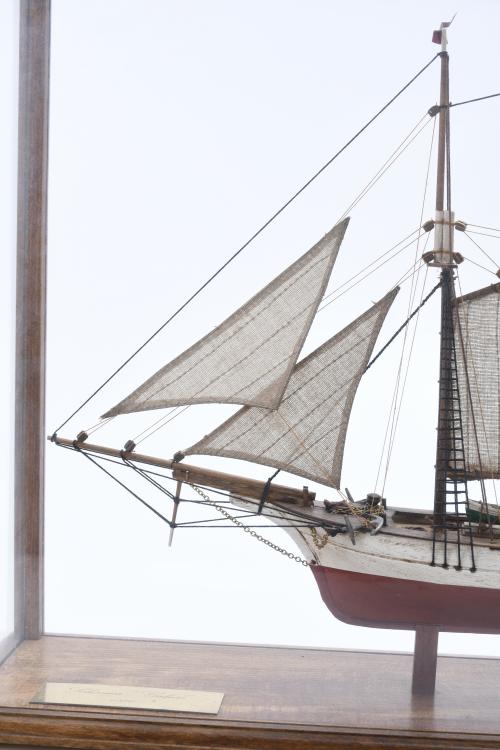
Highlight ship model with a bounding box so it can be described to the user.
[51,24,500,636]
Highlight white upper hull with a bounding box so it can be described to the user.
[272,506,500,590]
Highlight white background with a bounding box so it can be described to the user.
[46,0,500,656]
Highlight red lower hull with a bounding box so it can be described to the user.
[311,565,500,633]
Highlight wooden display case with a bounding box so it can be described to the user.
[2,636,500,749]
[2,3,500,749]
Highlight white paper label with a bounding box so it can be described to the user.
[32,681,224,714]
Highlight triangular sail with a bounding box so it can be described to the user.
[454,282,500,479]
[185,288,398,488]
[103,219,349,418]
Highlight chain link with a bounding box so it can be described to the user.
[334,500,385,528]
[310,526,329,548]
[188,482,313,566]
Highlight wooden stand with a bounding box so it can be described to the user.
[412,627,439,696]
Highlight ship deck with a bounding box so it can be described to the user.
[274,501,500,548]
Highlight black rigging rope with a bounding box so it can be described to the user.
[365,279,442,372]
[120,452,176,501]
[450,92,500,108]
[78,449,173,527]
[68,444,328,532]
[58,442,318,524]
[53,53,440,435]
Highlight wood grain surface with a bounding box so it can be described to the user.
[0,636,500,749]
[15,0,50,642]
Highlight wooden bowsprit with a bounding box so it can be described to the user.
[53,435,445,697]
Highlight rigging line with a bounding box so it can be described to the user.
[133,405,190,445]
[466,230,500,240]
[366,277,441,371]
[60,444,316,525]
[373,361,400,494]
[382,110,441,440]
[85,417,114,437]
[55,442,308,524]
[120,454,176,501]
[172,513,259,527]
[409,111,437,299]
[320,228,420,305]
[325,116,434,309]
[130,310,325,444]
[77,450,173,527]
[319,232,425,312]
[468,223,500,233]
[137,241,423,448]
[381,122,437,488]
[173,523,328,530]
[122,462,310,527]
[337,114,431,221]
[170,503,311,525]
[405,227,425,323]
[381,110,437,382]
[84,417,111,433]
[188,482,315,563]
[134,265,334,443]
[374,115,434,495]
[186,494,315,526]
[464,232,498,270]
[380,265,425,495]
[403,113,436,352]
[52,53,440,436]
[449,92,500,109]
[465,257,500,277]
[121,461,308,527]
[382,119,435,493]
[276,410,338,484]
[389,258,425,290]
[173,512,293,527]
[381,266,430,497]
[276,412,335,483]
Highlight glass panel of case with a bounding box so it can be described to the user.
[0,0,19,663]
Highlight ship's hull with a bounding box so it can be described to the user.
[270,505,500,634]
[311,564,500,633]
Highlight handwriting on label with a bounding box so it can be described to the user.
[32,682,224,714]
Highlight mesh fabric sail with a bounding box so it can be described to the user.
[454,282,500,479]
[103,219,349,418]
[185,288,398,488]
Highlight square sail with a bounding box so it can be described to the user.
[454,282,500,479]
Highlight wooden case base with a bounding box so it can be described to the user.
[1,636,500,749]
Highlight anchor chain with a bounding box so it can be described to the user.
[188,482,324,565]
[310,526,329,548]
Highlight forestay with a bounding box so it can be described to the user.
[103,219,349,417]
[454,282,500,479]
[185,288,398,488]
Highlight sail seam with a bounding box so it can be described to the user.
[103,222,347,417]
[187,290,398,488]
[133,250,334,400]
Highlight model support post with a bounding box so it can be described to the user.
[412,627,439,695]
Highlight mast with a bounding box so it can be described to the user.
[432,26,453,524]
[429,22,474,569]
